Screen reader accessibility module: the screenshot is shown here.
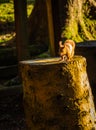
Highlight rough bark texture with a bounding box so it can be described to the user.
[60,0,96,42]
[76,42,96,87]
[28,0,96,44]
[20,56,96,130]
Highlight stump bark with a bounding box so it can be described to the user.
[20,56,96,130]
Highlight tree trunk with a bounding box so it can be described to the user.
[60,0,96,42]
[27,0,96,52]
[28,0,49,46]
[20,56,96,130]
[14,0,30,61]
[3,0,96,48]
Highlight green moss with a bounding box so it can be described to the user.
[0,0,34,22]
[62,23,83,42]
[0,0,34,43]
[37,52,50,58]
[61,1,96,42]
[0,0,14,22]
[84,17,96,39]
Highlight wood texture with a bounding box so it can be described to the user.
[20,56,96,130]
[14,0,30,61]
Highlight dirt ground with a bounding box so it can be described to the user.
[0,93,27,130]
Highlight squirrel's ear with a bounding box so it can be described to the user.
[59,41,64,47]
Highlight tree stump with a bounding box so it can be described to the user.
[20,56,96,130]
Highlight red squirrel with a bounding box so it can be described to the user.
[59,39,75,61]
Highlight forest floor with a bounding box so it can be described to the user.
[0,93,27,130]
[0,77,26,130]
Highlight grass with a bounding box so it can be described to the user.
[0,0,34,43]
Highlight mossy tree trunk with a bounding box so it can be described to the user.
[60,0,96,42]
[3,0,96,47]
[3,0,96,53]
[27,0,96,54]
[4,0,96,46]
[20,56,96,130]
